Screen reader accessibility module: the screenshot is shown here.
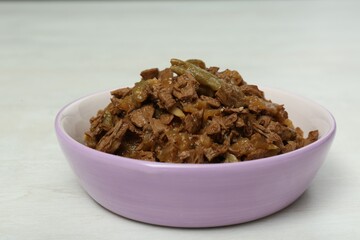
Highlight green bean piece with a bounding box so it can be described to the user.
[170,65,186,76]
[101,111,113,130]
[186,59,206,69]
[170,58,221,91]
[132,80,149,103]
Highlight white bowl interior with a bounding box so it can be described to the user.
[61,92,111,144]
[59,88,334,146]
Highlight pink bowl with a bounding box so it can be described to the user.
[55,87,336,228]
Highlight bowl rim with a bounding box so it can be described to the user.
[55,87,336,170]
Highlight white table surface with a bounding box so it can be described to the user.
[1,1,359,239]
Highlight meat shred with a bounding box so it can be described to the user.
[84,59,319,163]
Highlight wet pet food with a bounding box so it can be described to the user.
[84,59,318,163]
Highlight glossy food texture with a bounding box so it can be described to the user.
[84,59,319,163]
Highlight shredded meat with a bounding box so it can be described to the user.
[184,110,203,134]
[158,68,173,81]
[85,58,319,163]
[205,120,221,135]
[125,150,155,162]
[216,69,245,86]
[140,68,159,80]
[149,118,167,137]
[239,85,264,98]
[173,72,199,101]
[215,82,245,107]
[129,104,154,128]
[111,87,131,98]
[200,95,221,108]
[158,83,176,110]
[95,120,129,154]
[159,113,174,125]
[204,144,228,162]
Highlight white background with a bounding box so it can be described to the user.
[1,1,359,239]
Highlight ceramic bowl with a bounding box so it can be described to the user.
[55,87,336,228]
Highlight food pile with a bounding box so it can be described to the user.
[84,59,318,163]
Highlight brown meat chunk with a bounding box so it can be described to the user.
[140,68,159,80]
[205,119,221,135]
[223,113,238,129]
[158,84,176,110]
[229,138,252,159]
[235,117,245,128]
[89,110,105,135]
[111,96,137,113]
[184,110,203,134]
[96,120,129,153]
[123,117,142,135]
[111,87,131,98]
[223,107,244,114]
[173,72,199,101]
[257,115,272,128]
[149,118,167,137]
[200,95,221,108]
[158,68,173,81]
[197,85,215,97]
[136,129,155,152]
[129,104,155,128]
[265,132,284,149]
[84,131,97,148]
[215,82,245,107]
[282,141,297,153]
[239,85,264,98]
[128,150,155,161]
[209,114,237,131]
[267,121,296,141]
[229,133,280,160]
[242,121,253,137]
[89,107,116,136]
[206,66,219,75]
[178,150,192,162]
[159,113,174,125]
[192,147,205,163]
[246,96,279,114]
[246,96,289,123]
[178,148,205,164]
[305,130,319,145]
[216,69,244,86]
[178,150,199,164]
[246,148,277,160]
[157,141,179,163]
[204,144,228,162]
